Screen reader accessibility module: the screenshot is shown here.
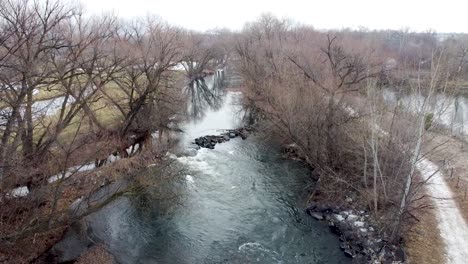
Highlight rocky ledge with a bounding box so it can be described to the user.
[306,203,406,264]
[194,127,252,149]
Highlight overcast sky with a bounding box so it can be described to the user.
[80,0,467,33]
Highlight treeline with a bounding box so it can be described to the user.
[234,14,468,242]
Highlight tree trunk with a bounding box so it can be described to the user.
[23,84,34,158]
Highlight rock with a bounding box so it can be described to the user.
[344,249,354,258]
[354,221,365,227]
[347,214,358,221]
[310,212,324,220]
[343,230,358,242]
[239,130,249,140]
[306,203,317,212]
[340,242,347,250]
[394,246,406,262]
[339,222,352,232]
[331,206,342,214]
[329,223,342,236]
[223,135,230,141]
[362,240,375,251]
[303,203,396,263]
[229,132,236,138]
[334,214,345,221]
[316,204,333,213]
[384,248,394,260]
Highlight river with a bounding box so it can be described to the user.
[52,79,349,263]
[383,89,468,136]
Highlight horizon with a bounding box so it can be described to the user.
[80,0,467,34]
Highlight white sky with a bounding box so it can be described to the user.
[80,0,467,33]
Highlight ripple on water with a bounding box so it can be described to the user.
[238,242,282,263]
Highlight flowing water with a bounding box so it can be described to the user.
[53,79,349,263]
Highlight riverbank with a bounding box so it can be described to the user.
[305,202,406,263]
[0,149,165,263]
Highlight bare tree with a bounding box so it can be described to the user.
[99,17,184,155]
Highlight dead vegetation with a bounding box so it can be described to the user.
[405,195,445,264]
[234,14,468,251]
[0,1,467,262]
[0,0,228,258]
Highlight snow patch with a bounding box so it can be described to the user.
[10,186,29,197]
[354,221,365,227]
[48,163,95,183]
[347,214,358,221]
[107,154,121,163]
[334,214,345,221]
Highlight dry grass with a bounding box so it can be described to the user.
[404,130,468,264]
[425,131,468,222]
[405,197,446,264]
[0,228,66,264]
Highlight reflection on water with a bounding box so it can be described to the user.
[383,89,468,135]
[185,70,226,120]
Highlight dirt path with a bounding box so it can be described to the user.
[346,93,468,262]
[416,157,468,264]
[425,132,468,221]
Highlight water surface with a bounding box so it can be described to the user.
[56,91,348,264]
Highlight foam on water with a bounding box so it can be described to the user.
[238,242,282,263]
[185,175,194,183]
[176,149,219,177]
